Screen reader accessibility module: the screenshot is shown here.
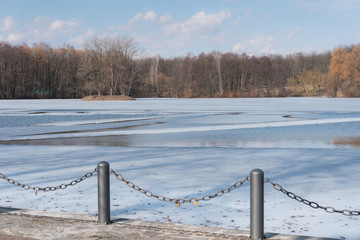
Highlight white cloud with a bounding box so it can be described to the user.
[129,13,144,24]
[182,11,231,34]
[232,35,276,55]
[50,21,64,30]
[3,15,82,46]
[163,11,231,36]
[158,14,172,23]
[144,11,157,21]
[33,16,51,27]
[69,28,95,46]
[7,32,26,42]
[283,27,302,40]
[0,16,16,31]
[130,10,233,56]
[186,11,231,33]
[49,19,80,31]
[123,11,172,30]
[129,11,164,24]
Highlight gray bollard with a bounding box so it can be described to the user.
[250,169,264,240]
[97,161,111,224]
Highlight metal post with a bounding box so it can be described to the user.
[98,161,111,224]
[250,169,264,240]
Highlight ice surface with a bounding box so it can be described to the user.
[0,98,360,239]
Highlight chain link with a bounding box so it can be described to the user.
[266,178,360,217]
[111,169,249,206]
[0,169,97,195]
[3,167,359,216]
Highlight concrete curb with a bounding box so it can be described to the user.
[0,207,339,240]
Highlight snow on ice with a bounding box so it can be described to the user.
[0,98,359,239]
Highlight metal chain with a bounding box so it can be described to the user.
[111,169,249,206]
[0,168,97,195]
[265,178,360,216]
[4,167,358,216]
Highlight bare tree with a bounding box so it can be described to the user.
[148,55,161,96]
[80,38,107,96]
[116,37,141,96]
[212,51,224,96]
[79,36,140,96]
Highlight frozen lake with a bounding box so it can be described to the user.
[0,98,360,239]
[1,98,360,149]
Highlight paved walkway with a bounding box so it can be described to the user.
[0,207,338,240]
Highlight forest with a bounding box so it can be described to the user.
[0,36,359,99]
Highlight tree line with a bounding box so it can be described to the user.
[0,37,359,99]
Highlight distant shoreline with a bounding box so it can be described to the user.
[81,95,135,101]
[2,96,360,100]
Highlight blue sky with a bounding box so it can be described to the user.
[0,0,360,57]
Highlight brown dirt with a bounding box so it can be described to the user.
[0,234,37,240]
[81,95,135,101]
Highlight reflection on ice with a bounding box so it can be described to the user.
[333,137,360,148]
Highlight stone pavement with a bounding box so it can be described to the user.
[0,207,339,240]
